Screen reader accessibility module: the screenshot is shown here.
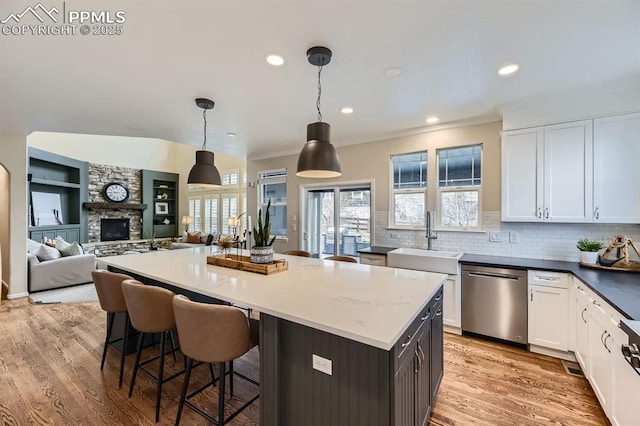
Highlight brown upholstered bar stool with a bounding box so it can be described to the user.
[122,279,183,423]
[92,269,134,388]
[324,255,358,263]
[173,295,259,426]
[283,249,311,257]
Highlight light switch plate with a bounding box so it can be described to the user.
[390,233,399,239]
[489,231,502,242]
[312,354,332,375]
[509,232,519,243]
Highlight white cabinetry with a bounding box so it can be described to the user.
[502,120,592,222]
[572,281,590,368]
[359,253,387,267]
[587,299,613,415]
[610,326,640,426]
[592,112,640,223]
[443,275,461,333]
[527,271,569,353]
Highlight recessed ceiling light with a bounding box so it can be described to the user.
[226,132,236,137]
[340,106,354,115]
[426,116,439,124]
[498,64,519,76]
[385,67,401,77]
[266,54,284,66]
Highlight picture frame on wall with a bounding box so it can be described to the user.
[155,202,169,215]
[31,192,64,226]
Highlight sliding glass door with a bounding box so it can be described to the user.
[304,185,371,259]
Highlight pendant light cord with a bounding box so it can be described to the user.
[316,63,324,122]
[202,108,208,150]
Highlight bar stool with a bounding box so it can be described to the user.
[283,250,311,257]
[92,269,134,388]
[121,280,183,422]
[173,294,259,425]
[324,255,358,263]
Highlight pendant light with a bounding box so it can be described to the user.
[187,98,222,187]
[296,46,342,178]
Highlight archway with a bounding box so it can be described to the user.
[0,163,9,301]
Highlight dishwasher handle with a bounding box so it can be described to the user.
[466,271,522,281]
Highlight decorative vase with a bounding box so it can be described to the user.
[250,246,274,264]
[580,251,598,264]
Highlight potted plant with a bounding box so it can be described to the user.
[250,200,276,264]
[576,238,603,264]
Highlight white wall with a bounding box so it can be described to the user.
[248,121,502,252]
[0,134,28,298]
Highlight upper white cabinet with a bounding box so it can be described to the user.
[593,112,640,223]
[501,127,543,221]
[502,120,592,222]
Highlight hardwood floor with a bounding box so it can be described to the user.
[0,299,608,425]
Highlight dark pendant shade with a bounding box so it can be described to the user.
[296,122,342,178]
[187,150,221,187]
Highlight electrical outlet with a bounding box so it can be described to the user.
[291,223,297,232]
[489,231,502,242]
[390,233,399,239]
[509,232,519,243]
[312,354,332,375]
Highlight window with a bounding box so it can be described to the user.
[437,145,482,229]
[258,169,287,238]
[188,197,202,233]
[203,194,219,234]
[222,169,239,187]
[390,152,427,228]
[221,194,239,235]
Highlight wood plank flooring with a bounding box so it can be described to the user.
[0,299,608,425]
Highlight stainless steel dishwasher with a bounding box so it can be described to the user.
[462,265,528,344]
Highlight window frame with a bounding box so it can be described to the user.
[388,151,427,229]
[257,168,288,240]
[436,144,483,231]
[222,168,240,188]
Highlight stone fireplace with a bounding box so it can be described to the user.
[87,163,142,242]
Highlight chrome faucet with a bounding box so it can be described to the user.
[425,211,437,250]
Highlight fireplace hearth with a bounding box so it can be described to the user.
[100,218,130,242]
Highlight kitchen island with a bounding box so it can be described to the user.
[101,246,446,426]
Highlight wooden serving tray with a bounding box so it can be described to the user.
[579,261,640,273]
[207,254,288,275]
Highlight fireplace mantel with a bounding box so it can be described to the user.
[83,202,147,210]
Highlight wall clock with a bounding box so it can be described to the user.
[103,182,130,203]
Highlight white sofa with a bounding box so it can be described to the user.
[27,239,96,292]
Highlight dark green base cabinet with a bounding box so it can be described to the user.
[260,285,444,426]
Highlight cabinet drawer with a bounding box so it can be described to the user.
[528,270,568,289]
[359,253,386,266]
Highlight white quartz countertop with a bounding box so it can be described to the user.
[100,247,446,351]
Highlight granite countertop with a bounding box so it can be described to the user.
[100,247,446,351]
[460,254,640,321]
[357,246,397,255]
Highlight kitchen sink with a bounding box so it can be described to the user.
[387,247,463,275]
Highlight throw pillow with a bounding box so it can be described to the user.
[205,234,214,246]
[186,232,201,244]
[54,237,85,256]
[27,239,42,254]
[33,244,62,261]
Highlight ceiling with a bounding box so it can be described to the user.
[1,0,639,159]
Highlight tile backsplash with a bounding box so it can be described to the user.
[374,211,640,262]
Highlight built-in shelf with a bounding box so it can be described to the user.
[83,202,147,210]
[30,178,81,189]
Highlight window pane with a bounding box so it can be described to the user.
[392,152,427,190]
[188,198,201,233]
[438,145,482,187]
[394,193,425,226]
[440,191,479,227]
[262,182,286,204]
[203,197,218,234]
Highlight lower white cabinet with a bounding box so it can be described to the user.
[527,271,569,351]
[443,276,461,331]
[587,301,613,415]
[573,283,589,368]
[610,326,640,426]
[359,253,386,266]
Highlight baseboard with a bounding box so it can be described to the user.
[7,292,29,300]
[529,344,576,362]
[444,325,462,335]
